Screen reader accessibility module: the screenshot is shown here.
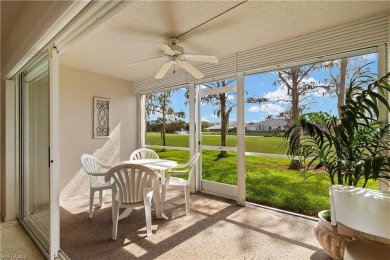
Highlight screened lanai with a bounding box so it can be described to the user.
[2,1,390,259]
[58,1,390,206]
[58,2,390,258]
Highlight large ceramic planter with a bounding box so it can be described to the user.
[314,210,354,259]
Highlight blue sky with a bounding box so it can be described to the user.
[150,53,378,124]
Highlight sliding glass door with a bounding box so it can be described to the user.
[197,79,238,199]
[20,49,60,259]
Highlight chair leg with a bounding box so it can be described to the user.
[184,185,190,214]
[89,190,95,219]
[161,185,167,206]
[99,190,105,207]
[144,196,153,236]
[112,201,119,240]
[159,170,165,184]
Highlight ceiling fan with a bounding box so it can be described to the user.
[126,38,218,79]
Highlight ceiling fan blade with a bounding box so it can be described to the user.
[126,56,165,67]
[181,54,218,64]
[155,43,175,55]
[155,61,173,79]
[178,60,204,79]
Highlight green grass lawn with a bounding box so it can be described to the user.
[146,132,286,154]
[155,147,379,217]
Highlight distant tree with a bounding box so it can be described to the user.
[146,90,185,147]
[324,56,372,117]
[274,65,329,126]
[176,119,189,131]
[201,121,213,131]
[165,119,188,133]
[246,64,326,168]
[148,118,162,132]
[273,65,329,169]
[327,58,348,117]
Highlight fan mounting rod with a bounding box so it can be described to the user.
[169,38,179,45]
[164,38,183,55]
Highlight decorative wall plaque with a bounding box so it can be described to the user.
[93,97,110,138]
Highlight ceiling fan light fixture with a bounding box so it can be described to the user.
[128,38,218,80]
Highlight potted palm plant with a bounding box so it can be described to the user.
[283,68,390,259]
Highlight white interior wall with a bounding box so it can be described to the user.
[0,2,2,222]
[1,79,3,221]
[1,80,17,222]
[59,65,137,200]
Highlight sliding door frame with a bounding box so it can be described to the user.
[18,47,60,260]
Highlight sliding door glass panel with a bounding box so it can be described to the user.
[21,52,50,252]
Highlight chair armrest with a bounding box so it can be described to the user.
[100,163,111,169]
[104,174,111,183]
[168,161,189,171]
[174,163,188,168]
[166,170,188,176]
[89,172,109,177]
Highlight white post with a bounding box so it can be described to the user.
[49,46,60,259]
[378,44,390,192]
[196,84,202,191]
[236,72,246,205]
[189,82,196,192]
[139,94,146,148]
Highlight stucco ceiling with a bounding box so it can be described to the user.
[1,1,26,42]
[60,0,390,83]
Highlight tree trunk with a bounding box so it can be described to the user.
[337,58,348,117]
[219,93,228,157]
[288,159,301,170]
[290,68,300,126]
[161,95,166,147]
[288,68,301,170]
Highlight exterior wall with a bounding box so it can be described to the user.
[59,65,138,200]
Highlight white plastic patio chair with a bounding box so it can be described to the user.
[130,148,164,181]
[80,154,112,218]
[104,164,161,239]
[329,185,390,260]
[129,148,159,160]
[161,153,200,214]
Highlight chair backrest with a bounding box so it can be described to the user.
[330,185,390,242]
[129,148,159,161]
[104,164,158,204]
[81,154,108,186]
[186,153,200,182]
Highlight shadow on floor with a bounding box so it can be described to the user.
[60,191,331,259]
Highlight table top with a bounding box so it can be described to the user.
[119,159,177,171]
